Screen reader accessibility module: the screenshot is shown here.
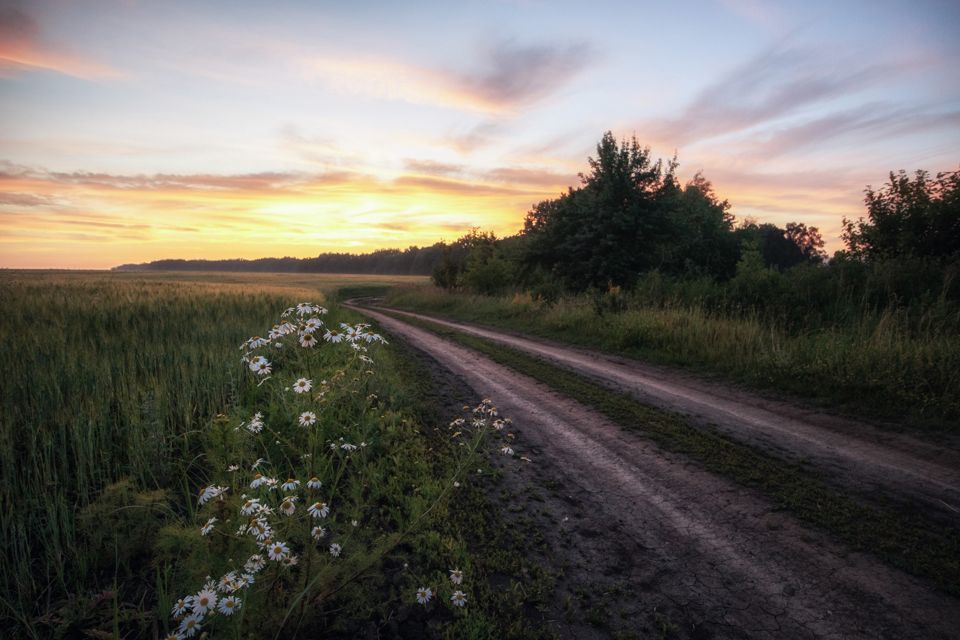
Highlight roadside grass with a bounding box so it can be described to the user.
[380,309,960,598]
[0,272,556,639]
[384,286,960,433]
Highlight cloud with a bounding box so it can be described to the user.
[739,104,960,161]
[640,46,897,147]
[305,39,596,113]
[0,4,122,79]
[403,159,465,177]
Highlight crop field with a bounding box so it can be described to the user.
[0,271,549,639]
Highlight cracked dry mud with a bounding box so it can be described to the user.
[372,307,960,525]
[357,305,960,640]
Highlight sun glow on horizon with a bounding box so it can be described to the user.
[1,0,957,268]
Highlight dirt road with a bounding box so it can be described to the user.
[362,306,960,523]
[355,304,960,639]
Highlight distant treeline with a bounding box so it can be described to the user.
[113,243,469,275]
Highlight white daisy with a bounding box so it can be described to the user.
[323,328,344,343]
[415,586,432,605]
[306,476,322,489]
[450,590,467,607]
[200,517,217,536]
[217,595,241,616]
[192,589,217,615]
[267,541,290,561]
[171,597,191,618]
[240,498,261,515]
[299,332,318,348]
[178,614,202,638]
[279,496,297,516]
[298,412,317,427]
[292,378,312,394]
[308,501,330,518]
[500,446,514,456]
[304,317,323,331]
[311,525,326,541]
[329,543,341,557]
[449,568,463,585]
[281,478,300,491]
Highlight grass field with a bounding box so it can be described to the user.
[384,285,960,433]
[0,271,552,639]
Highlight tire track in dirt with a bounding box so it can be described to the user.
[367,306,960,523]
[357,305,960,640]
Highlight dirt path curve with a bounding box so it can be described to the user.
[356,306,960,639]
[358,305,960,523]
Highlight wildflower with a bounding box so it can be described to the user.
[267,541,290,561]
[415,586,433,605]
[281,478,300,491]
[284,554,300,567]
[251,457,267,470]
[311,525,326,541]
[249,474,269,489]
[450,590,467,607]
[245,336,269,350]
[299,332,318,348]
[305,317,323,331]
[279,496,297,516]
[295,302,315,316]
[329,543,342,557]
[240,498,261,515]
[246,412,264,434]
[226,464,239,472]
[192,589,217,615]
[453,481,460,488]
[323,328,344,343]
[218,595,241,616]
[197,485,226,505]
[307,476,322,489]
[340,443,357,452]
[449,568,463,585]
[200,517,217,536]
[244,555,266,573]
[292,378,312,394]
[500,446,514,456]
[171,597,191,618]
[351,519,359,527]
[178,614,202,638]
[250,356,272,376]
[308,501,330,518]
[298,411,317,427]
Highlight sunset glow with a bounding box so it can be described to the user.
[1,0,958,268]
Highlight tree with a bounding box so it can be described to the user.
[522,131,678,290]
[842,169,960,261]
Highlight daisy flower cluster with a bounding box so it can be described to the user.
[166,303,389,639]
[415,567,469,610]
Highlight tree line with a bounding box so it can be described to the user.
[431,132,958,325]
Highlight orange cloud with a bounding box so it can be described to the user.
[0,163,567,268]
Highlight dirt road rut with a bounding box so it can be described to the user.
[358,305,960,640]
[369,307,960,523]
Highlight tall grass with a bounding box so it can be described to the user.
[1,272,551,639]
[385,285,960,431]
[0,273,315,625]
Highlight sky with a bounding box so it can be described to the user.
[1,0,958,269]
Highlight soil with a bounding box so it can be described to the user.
[354,303,960,640]
[367,306,960,526]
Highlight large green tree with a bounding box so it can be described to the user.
[842,169,960,261]
[522,132,679,289]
